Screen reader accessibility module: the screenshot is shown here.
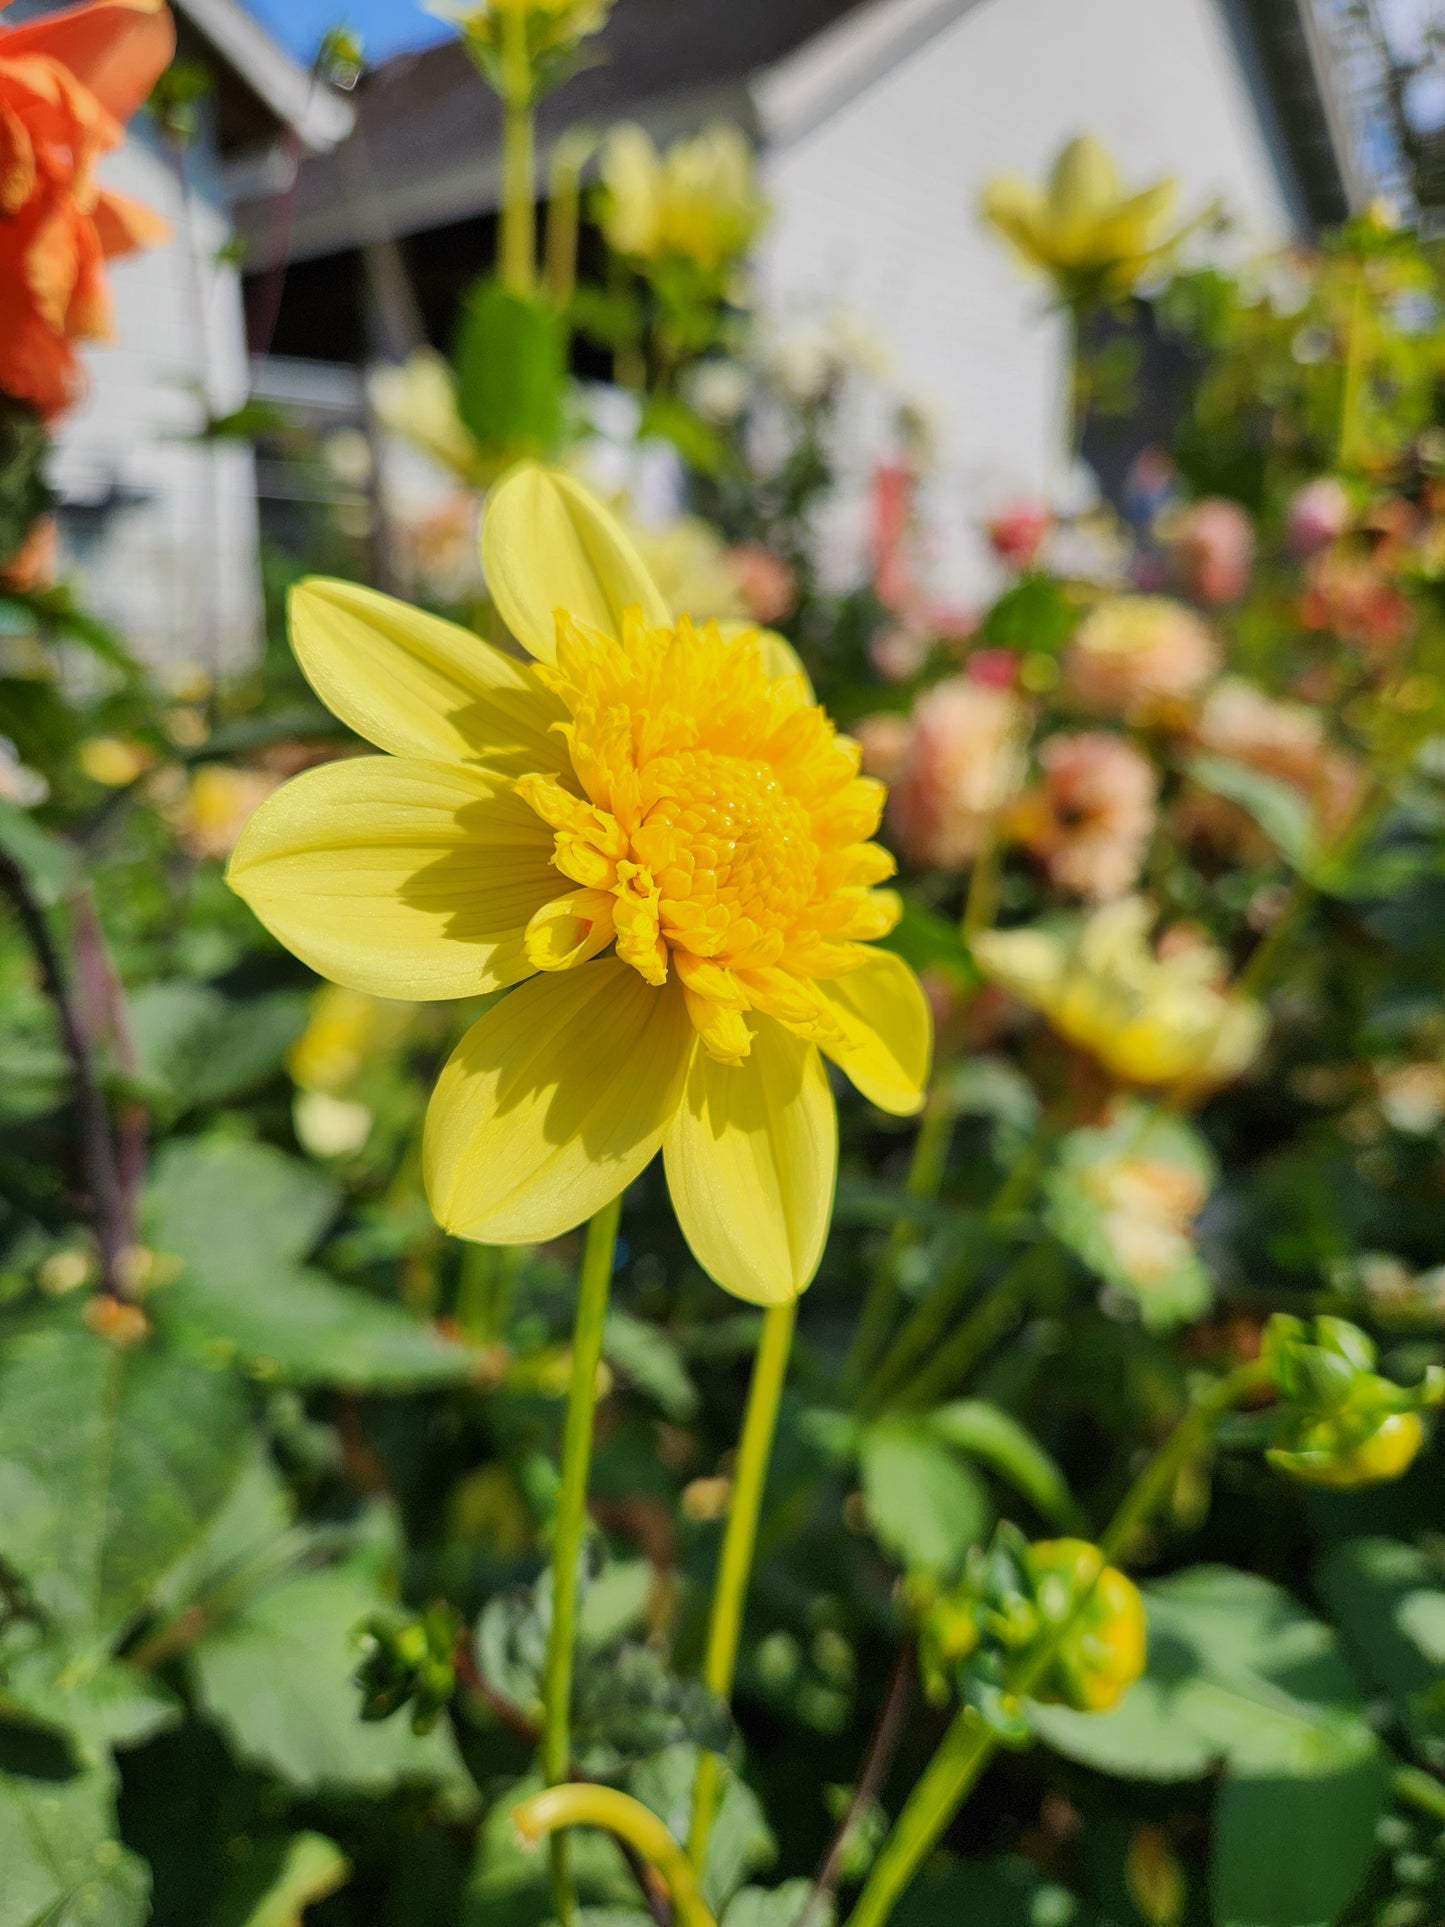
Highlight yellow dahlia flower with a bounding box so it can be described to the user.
[597,122,768,275]
[228,464,930,1305]
[981,134,1191,308]
[973,897,1264,1088]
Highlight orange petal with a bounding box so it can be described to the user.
[0,96,34,211]
[93,183,168,255]
[0,0,175,123]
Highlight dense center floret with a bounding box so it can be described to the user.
[514,609,900,1063]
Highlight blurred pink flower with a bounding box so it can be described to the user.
[1167,497,1254,605]
[1286,477,1351,558]
[727,542,796,624]
[966,647,1021,689]
[885,677,1029,868]
[1018,731,1158,900]
[1195,677,1366,839]
[986,502,1050,570]
[1065,596,1218,718]
[1300,551,1412,655]
[870,625,931,682]
[854,712,913,786]
[869,458,917,612]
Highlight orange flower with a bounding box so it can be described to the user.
[0,0,174,418]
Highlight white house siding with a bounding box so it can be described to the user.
[48,114,261,681]
[753,0,1299,604]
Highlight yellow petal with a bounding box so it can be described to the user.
[718,618,815,699]
[663,1017,836,1305]
[524,889,618,971]
[227,757,557,999]
[289,578,568,773]
[1047,135,1121,257]
[482,461,672,664]
[425,962,692,1241]
[818,949,932,1116]
[980,176,1051,271]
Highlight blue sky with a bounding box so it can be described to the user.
[243,0,453,66]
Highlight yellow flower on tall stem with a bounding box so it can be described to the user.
[597,122,768,276]
[980,134,1195,310]
[227,462,931,1304]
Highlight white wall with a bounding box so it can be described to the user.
[754,0,1297,603]
[48,115,262,681]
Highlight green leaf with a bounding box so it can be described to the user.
[187,1562,471,1795]
[859,1419,989,1579]
[1213,1753,1392,1927]
[628,1742,775,1914]
[218,1832,349,1927]
[0,1305,249,1640]
[145,1136,467,1388]
[1317,1536,1445,1767]
[924,1401,1083,1529]
[143,1135,336,1286]
[127,984,306,1116]
[0,1625,179,1766]
[1034,1567,1389,1927]
[1186,754,1315,870]
[454,280,566,458]
[603,1310,699,1419]
[0,802,78,907]
[976,574,1078,652]
[890,1854,1067,1927]
[723,1882,829,1927]
[881,903,980,995]
[0,1762,149,1927]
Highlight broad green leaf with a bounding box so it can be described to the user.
[0,1624,179,1766]
[1186,754,1315,870]
[1035,1567,1389,1927]
[859,1418,989,1578]
[145,1136,468,1388]
[603,1309,699,1419]
[1213,1751,1392,1927]
[0,1305,249,1640]
[187,1563,471,1795]
[881,903,980,996]
[0,800,79,905]
[155,1262,473,1390]
[0,1762,149,1927]
[220,1831,349,1927]
[127,983,306,1116]
[143,1135,336,1286]
[723,1882,830,1927]
[1317,1536,1445,1767]
[629,1742,775,1914]
[925,1401,1083,1529]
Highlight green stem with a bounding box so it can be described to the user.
[544,133,592,308]
[846,1096,955,1391]
[541,1192,623,1925]
[516,1785,718,1927]
[843,1356,1275,1927]
[688,1299,797,1871]
[498,8,535,295]
[962,823,1004,943]
[456,1241,522,1342]
[1393,1765,1445,1826]
[891,1246,1047,1412]
[1337,262,1369,471]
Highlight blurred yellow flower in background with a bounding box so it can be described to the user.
[288,984,416,1095]
[370,351,493,487]
[981,133,1198,307]
[429,0,611,69]
[172,765,282,860]
[597,122,768,274]
[1065,595,1219,718]
[229,464,930,1305]
[973,897,1265,1088]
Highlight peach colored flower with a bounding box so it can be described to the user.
[884,676,1029,868]
[1165,497,1254,605]
[0,513,56,589]
[1195,678,1366,840]
[1299,551,1412,655]
[1065,595,1219,719]
[854,712,913,787]
[0,0,174,418]
[726,542,796,624]
[1017,731,1158,901]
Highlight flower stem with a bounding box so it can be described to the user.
[846,1095,955,1390]
[541,1192,622,1925]
[843,1356,1274,1927]
[688,1298,797,1871]
[891,1245,1049,1412]
[515,1785,718,1927]
[498,7,535,296]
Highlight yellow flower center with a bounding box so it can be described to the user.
[516,610,899,1063]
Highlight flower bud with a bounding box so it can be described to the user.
[1027,1539,1147,1713]
[1263,1314,1442,1488]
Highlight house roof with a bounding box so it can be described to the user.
[234,0,867,269]
[172,0,354,153]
